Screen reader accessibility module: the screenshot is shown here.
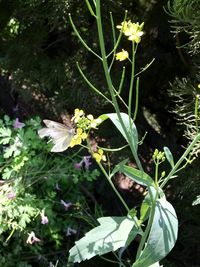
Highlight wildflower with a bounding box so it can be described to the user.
[61,200,72,211]
[93,149,106,163]
[41,210,49,225]
[71,108,84,123]
[26,231,41,245]
[198,84,200,89]
[87,115,102,128]
[74,155,92,171]
[116,49,129,61]
[13,118,25,129]
[7,191,16,200]
[83,155,92,170]
[66,227,77,236]
[69,128,87,147]
[74,162,82,170]
[117,21,144,43]
[117,20,131,35]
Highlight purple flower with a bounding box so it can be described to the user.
[74,162,82,170]
[66,227,77,236]
[41,210,49,224]
[74,156,92,171]
[83,156,92,170]
[61,200,72,211]
[13,118,25,129]
[7,191,16,200]
[26,231,41,245]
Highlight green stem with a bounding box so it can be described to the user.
[97,160,143,233]
[118,66,126,94]
[160,133,200,188]
[155,161,159,186]
[128,41,135,121]
[76,61,113,104]
[85,0,96,17]
[69,14,102,60]
[133,77,139,121]
[135,191,158,261]
[6,228,16,243]
[96,0,143,171]
[98,162,129,212]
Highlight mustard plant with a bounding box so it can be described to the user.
[38,0,200,266]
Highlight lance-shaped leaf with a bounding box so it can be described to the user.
[68,216,138,263]
[132,197,178,267]
[164,146,174,168]
[118,164,155,188]
[99,113,138,151]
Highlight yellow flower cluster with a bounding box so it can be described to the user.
[87,114,102,128]
[117,20,144,43]
[72,108,102,130]
[72,109,84,123]
[93,149,106,163]
[69,109,102,148]
[69,128,87,148]
[116,49,129,61]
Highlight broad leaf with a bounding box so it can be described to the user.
[149,262,163,267]
[118,165,155,188]
[99,113,138,151]
[192,195,200,206]
[164,147,174,168]
[69,216,138,263]
[132,197,178,267]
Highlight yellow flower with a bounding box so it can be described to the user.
[198,84,200,89]
[117,21,144,43]
[116,49,129,61]
[93,149,106,163]
[72,108,84,123]
[87,115,102,128]
[117,20,131,34]
[69,128,88,147]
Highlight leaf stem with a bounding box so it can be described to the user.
[160,133,200,188]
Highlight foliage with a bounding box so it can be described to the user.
[168,78,200,156]
[167,0,200,213]
[0,115,100,266]
[37,1,200,266]
[167,0,200,54]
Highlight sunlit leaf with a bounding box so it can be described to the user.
[132,197,178,267]
[192,195,200,206]
[164,146,174,167]
[99,113,138,151]
[118,164,155,188]
[69,216,138,263]
[149,262,163,267]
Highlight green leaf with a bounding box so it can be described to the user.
[192,195,200,206]
[149,262,163,267]
[69,216,138,263]
[110,158,129,178]
[118,164,155,188]
[0,127,12,144]
[132,197,178,267]
[140,195,151,222]
[2,167,13,179]
[99,113,138,151]
[3,145,16,159]
[163,147,174,167]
